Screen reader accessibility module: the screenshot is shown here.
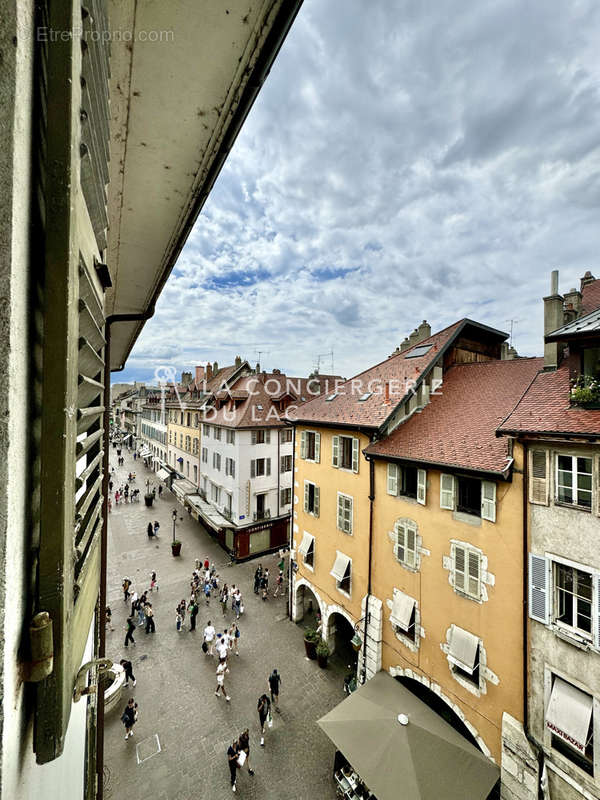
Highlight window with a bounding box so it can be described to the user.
[185,435,191,451]
[547,676,594,775]
[447,625,480,687]
[186,413,190,426]
[251,458,271,478]
[405,343,433,358]
[202,476,208,494]
[252,429,270,445]
[224,492,232,514]
[213,452,221,471]
[451,543,481,600]
[300,430,320,462]
[211,483,220,504]
[390,590,417,643]
[298,532,315,568]
[180,412,184,425]
[332,435,359,472]
[457,476,481,516]
[203,423,210,436]
[280,487,292,506]
[394,520,417,569]
[387,463,426,504]
[192,438,198,455]
[303,481,320,517]
[337,493,353,534]
[280,455,292,473]
[583,346,600,379]
[193,464,197,483]
[179,433,183,449]
[440,474,496,521]
[330,552,351,595]
[201,447,208,463]
[225,457,236,478]
[529,450,549,505]
[280,428,293,443]
[556,455,592,509]
[555,563,593,638]
[226,429,235,444]
[213,426,222,441]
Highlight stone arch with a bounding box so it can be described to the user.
[388,665,495,762]
[292,577,324,623]
[323,604,356,660]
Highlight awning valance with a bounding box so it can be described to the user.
[330,552,351,583]
[390,591,415,632]
[139,448,152,458]
[448,625,479,674]
[298,532,314,558]
[546,677,593,753]
[156,468,171,483]
[172,478,197,499]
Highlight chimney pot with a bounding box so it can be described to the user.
[384,381,390,405]
[550,269,559,295]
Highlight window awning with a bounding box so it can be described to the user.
[330,552,351,582]
[177,457,184,463]
[172,478,197,499]
[156,468,171,483]
[298,532,315,558]
[139,448,152,458]
[122,434,131,442]
[390,591,415,632]
[546,677,593,753]
[448,626,479,674]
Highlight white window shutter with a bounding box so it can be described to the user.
[529,450,549,506]
[468,551,480,598]
[440,474,455,510]
[251,460,256,479]
[266,430,271,444]
[529,553,550,624]
[396,524,406,563]
[347,496,353,533]
[417,469,426,505]
[406,527,416,567]
[300,431,306,459]
[303,481,309,513]
[481,481,496,522]
[332,435,339,468]
[337,495,344,530]
[453,544,466,592]
[280,456,285,474]
[352,438,359,473]
[266,458,271,476]
[231,461,235,479]
[251,430,257,446]
[314,432,321,463]
[596,575,600,649]
[387,463,398,495]
[314,486,320,517]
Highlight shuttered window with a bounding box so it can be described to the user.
[417,469,427,505]
[440,473,455,510]
[337,493,353,534]
[452,544,482,600]
[332,435,359,472]
[395,520,417,569]
[529,450,549,505]
[387,463,399,495]
[481,481,496,522]
[529,553,550,624]
[301,430,320,461]
[304,481,320,516]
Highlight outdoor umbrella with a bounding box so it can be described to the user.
[317,671,499,800]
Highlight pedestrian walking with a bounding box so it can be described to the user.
[253,564,262,594]
[144,603,155,634]
[268,668,281,711]
[177,599,186,625]
[133,451,137,461]
[176,611,183,631]
[105,606,114,631]
[188,599,198,631]
[153,521,160,538]
[273,569,284,597]
[257,693,271,746]
[120,659,136,687]
[228,622,240,656]
[121,697,138,740]
[277,552,285,573]
[124,616,136,647]
[204,581,211,606]
[108,497,112,513]
[203,621,216,655]
[203,556,210,571]
[147,522,154,539]
[122,577,131,602]
[109,479,113,492]
[227,739,239,792]
[130,591,139,618]
[220,585,228,617]
[158,484,163,498]
[260,569,269,601]
[150,570,158,591]
[137,592,147,626]
[216,633,228,663]
[215,660,230,701]
[115,490,120,505]
[233,588,242,619]
[238,729,255,776]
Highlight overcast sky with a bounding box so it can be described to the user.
[121,0,600,385]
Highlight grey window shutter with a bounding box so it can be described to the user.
[337,495,344,530]
[251,460,256,478]
[530,450,549,505]
[529,553,550,624]
[454,545,466,592]
[396,524,406,563]
[304,481,309,512]
[314,432,321,463]
[266,458,271,476]
[440,473,455,510]
[314,486,320,517]
[332,435,340,468]
[266,430,271,444]
[481,481,496,522]
[468,551,480,598]
[596,575,600,649]
[417,469,427,505]
[387,463,398,495]
[300,431,307,459]
[251,430,257,445]
[352,437,359,473]
[231,461,235,479]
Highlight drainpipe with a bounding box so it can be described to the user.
[277,424,281,519]
[288,425,296,620]
[361,456,375,684]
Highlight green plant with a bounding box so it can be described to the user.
[570,374,600,405]
[172,540,181,546]
[316,639,330,657]
[304,627,319,642]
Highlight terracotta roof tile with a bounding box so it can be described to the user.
[498,362,600,437]
[366,358,544,473]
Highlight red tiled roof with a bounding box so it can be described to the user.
[581,278,600,316]
[290,321,467,428]
[366,358,544,473]
[497,360,600,437]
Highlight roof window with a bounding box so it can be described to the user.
[326,393,339,402]
[358,392,372,402]
[405,344,433,359]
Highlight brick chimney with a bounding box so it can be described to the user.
[544,270,564,370]
[580,270,596,291]
[417,320,431,342]
[195,365,205,385]
[205,363,212,381]
[563,287,582,322]
[213,361,218,374]
[235,355,242,368]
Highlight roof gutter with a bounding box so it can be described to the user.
[116,0,304,370]
[362,450,513,481]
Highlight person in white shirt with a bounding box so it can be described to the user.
[215,660,230,701]
[216,634,229,663]
[203,621,216,656]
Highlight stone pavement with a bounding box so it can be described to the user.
[104,448,341,800]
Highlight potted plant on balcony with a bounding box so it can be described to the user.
[570,375,600,408]
[316,638,330,669]
[303,627,318,660]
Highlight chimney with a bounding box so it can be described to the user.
[580,270,596,291]
[563,287,582,321]
[417,320,431,342]
[409,329,419,345]
[235,355,242,368]
[181,371,192,386]
[384,381,390,405]
[543,269,564,370]
[195,365,205,385]
[213,361,218,374]
[255,362,260,374]
[205,363,213,381]
[399,337,411,352]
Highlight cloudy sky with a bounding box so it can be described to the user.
[120,0,600,385]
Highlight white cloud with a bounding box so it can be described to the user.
[124,0,600,383]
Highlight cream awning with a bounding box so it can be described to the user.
[156,468,171,483]
[139,447,152,458]
[330,552,351,583]
[448,626,479,674]
[546,677,593,753]
[390,591,415,632]
[298,532,315,558]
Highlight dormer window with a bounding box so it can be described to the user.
[583,346,600,379]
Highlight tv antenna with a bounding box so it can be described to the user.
[314,349,334,373]
[505,319,521,348]
[254,349,270,366]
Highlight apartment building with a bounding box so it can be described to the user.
[139,395,168,467]
[498,271,600,800]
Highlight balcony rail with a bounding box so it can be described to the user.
[253,509,271,522]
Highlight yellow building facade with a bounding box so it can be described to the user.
[167,405,200,483]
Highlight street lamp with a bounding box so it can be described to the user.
[172,508,177,544]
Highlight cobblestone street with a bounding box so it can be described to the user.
[104,449,341,800]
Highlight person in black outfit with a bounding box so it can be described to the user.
[189,600,198,631]
[268,668,281,711]
[257,694,271,746]
[238,729,254,776]
[121,697,138,740]
[227,739,239,792]
[120,659,136,687]
[144,603,155,633]
[147,522,154,538]
[253,564,262,594]
[124,616,136,647]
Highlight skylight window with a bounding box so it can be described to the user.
[326,393,339,402]
[405,344,433,359]
[358,392,372,402]
[256,404,263,410]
